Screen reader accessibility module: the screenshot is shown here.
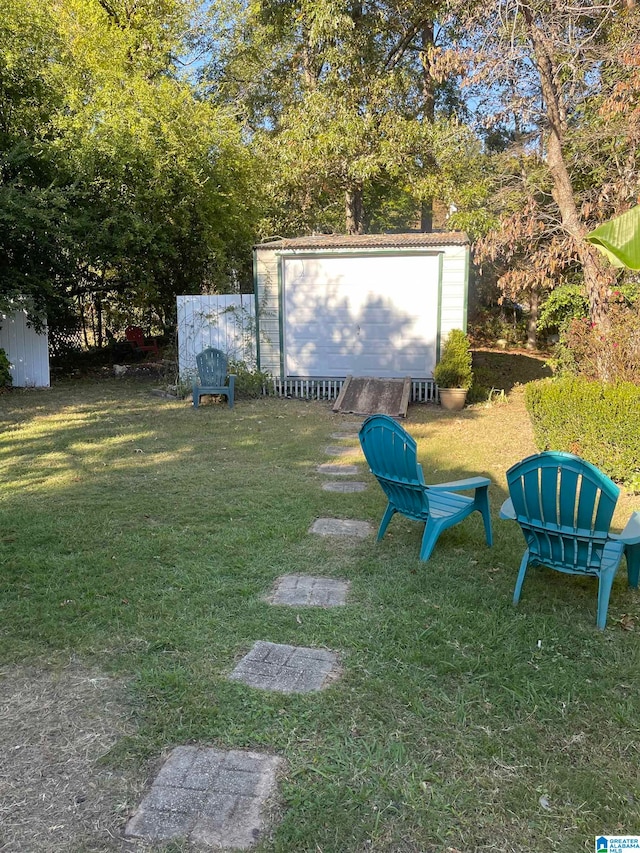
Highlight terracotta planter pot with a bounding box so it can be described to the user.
[438,387,468,411]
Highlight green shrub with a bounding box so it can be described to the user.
[468,304,527,347]
[537,283,588,335]
[0,348,12,390]
[551,294,640,382]
[228,360,271,398]
[524,376,640,483]
[433,329,473,389]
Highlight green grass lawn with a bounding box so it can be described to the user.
[1,377,639,852]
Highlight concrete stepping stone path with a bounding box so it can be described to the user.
[324,444,361,457]
[316,463,359,476]
[321,481,367,493]
[310,517,373,538]
[229,641,340,694]
[269,574,350,607]
[125,746,282,850]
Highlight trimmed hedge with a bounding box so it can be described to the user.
[524,377,640,483]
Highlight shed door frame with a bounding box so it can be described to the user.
[277,249,443,379]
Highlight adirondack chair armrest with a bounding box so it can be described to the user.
[611,510,640,545]
[499,497,516,520]
[430,476,491,492]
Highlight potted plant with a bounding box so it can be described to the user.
[433,329,473,411]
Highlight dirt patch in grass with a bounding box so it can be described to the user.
[0,660,138,852]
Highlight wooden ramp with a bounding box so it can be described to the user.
[333,376,411,418]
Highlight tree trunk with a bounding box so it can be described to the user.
[420,21,435,232]
[79,296,90,350]
[94,293,103,349]
[526,287,538,350]
[420,201,433,232]
[545,129,614,325]
[345,185,364,234]
[522,4,615,326]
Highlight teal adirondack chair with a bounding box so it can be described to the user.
[192,347,235,409]
[500,451,640,630]
[358,414,493,561]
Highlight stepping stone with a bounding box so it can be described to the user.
[125,746,282,850]
[229,641,340,694]
[269,574,350,607]
[316,463,359,476]
[330,432,360,440]
[324,445,362,457]
[310,518,373,538]
[321,481,367,493]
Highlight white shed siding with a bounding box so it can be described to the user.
[0,310,50,387]
[439,245,469,345]
[254,235,469,379]
[282,253,439,378]
[254,248,282,376]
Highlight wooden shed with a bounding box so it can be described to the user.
[253,232,469,400]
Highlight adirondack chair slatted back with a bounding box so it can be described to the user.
[359,415,430,520]
[192,347,235,408]
[506,452,620,573]
[196,347,228,386]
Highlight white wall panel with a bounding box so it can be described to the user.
[0,310,50,387]
[283,254,439,378]
[176,294,256,379]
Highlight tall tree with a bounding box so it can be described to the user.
[440,0,640,326]
[201,0,481,236]
[1,0,260,331]
[0,0,72,323]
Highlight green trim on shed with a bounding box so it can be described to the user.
[277,256,285,380]
[252,248,261,369]
[463,244,470,332]
[253,236,469,380]
[275,248,442,260]
[435,251,444,363]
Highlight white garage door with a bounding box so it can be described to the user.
[283,253,439,378]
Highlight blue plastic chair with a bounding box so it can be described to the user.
[500,451,640,630]
[358,414,493,561]
[192,347,235,409]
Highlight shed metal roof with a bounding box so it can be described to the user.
[255,231,468,251]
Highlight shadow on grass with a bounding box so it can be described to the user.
[472,349,553,394]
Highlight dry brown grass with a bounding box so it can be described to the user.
[0,660,139,852]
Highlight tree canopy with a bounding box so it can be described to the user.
[439,0,640,327]
[1,0,638,344]
[0,0,259,332]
